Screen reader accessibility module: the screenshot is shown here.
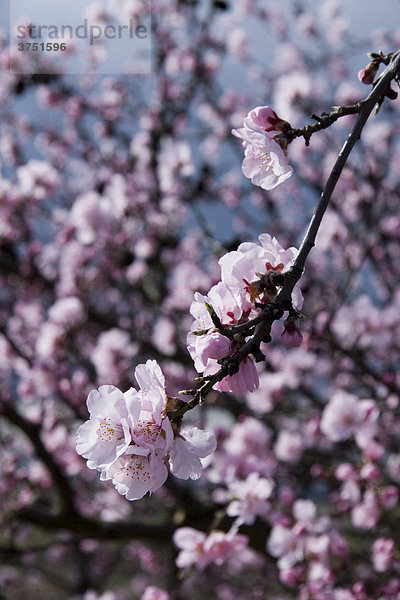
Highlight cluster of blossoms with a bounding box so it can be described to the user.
[173,527,249,571]
[76,360,216,500]
[187,233,303,394]
[232,105,293,190]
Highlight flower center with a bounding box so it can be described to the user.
[96,418,123,442]
[255,150,273,171]
[132,419,161,447]
[124,455,151,482]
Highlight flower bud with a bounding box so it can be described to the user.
[281,318,303,348]
[198,330,232,363]
[358,61,379,85]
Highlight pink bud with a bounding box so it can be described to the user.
[279,566,304,587]
[360,463,380,481]
[247,105,281,131]
[281,319,303,348]
[199,330,232,363]
[358,62,379,85]
[335,463,356,481]
[362,440,384,461]
[372,538,395,572]
[378,486,399,510]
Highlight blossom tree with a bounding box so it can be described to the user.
[1,1,400,599]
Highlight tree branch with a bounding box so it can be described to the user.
[171,50,400,418]
[0,402,77,515]
[276,49,400,306]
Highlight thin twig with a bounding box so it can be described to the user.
[277,49,400,306]
[170,50,400,420]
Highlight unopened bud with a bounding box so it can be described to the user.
[281,318,303,348]
[199,330,232,362]
[358,61,379,85]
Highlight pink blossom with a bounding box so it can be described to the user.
[187,283,240,373]
[202,531,248,566]
[187,282,258,393]
[169,427,217,480]
[335,463,356,481]
[157,139,194,193]
[226,27,248,61]
[222,416,271,459]
[141,587,170,600]
[173,527,248,571]
[359,463,380,481]
[48,296,85,328]
[329,530,349,559]
[212,357,259,394]
[371,538,395,572]
[320,391,361,442]
[307,561,334,591]
[274,430,304,463]
[332,591,356,600]
[126,361,172,454]
[322,393,380,451]
[354,400,379,450]
[173,527,207,570]
[378,485,399,510]
[151,316,176,357]
[69,191,119,245]
[339,479,361,505]
[75,385,133,473]
[279,565,304,587]
[225,472,274,525]
[292,499,317,526]
[243,106,289,132]
[35,321,65,365]
[219,233,302,312]
[16,159,60,200]
[267,523,303,569]
[196,330,232,364]
[76,361,171,500]
[351,489,380,529]
[232,106,293,190]
[90,329,138,384]
[305,534,330,562]
[76,360,216,500]
[105,451,169,501]
[358,62,379,85]
[281,318,303,348]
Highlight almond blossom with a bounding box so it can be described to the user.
[76,360,216,500]
[232,105,293,190]
[225,472,274,525]
[219,232,303,312]
[75,384,133,473]
[173,527,248,571]
[187,281,259,393]
[320,391,379,447]
[187,233,304,392]
[267,523,304,570]
[169,426,217,480]
[371,538,395,572]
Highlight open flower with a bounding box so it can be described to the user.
[232,105,293,190]
[75,384,133,473]
[104,450,169,501]
[320,391,379,446]
[173,527,248,571]
[281,317,303,348]
[219,233,303,312]
[169,427,217,480]
[76,360,216,501]
[187,282,259,393]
